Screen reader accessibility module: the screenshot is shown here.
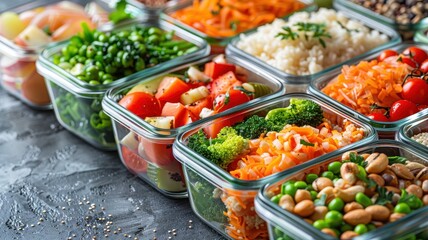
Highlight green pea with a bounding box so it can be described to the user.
[356,192,372,208]
[148,27,162,35]
[294,181,307,189]
[325,210,343,228]
[78,45,87,56]
[354,224,368,235]
[357,165,367,178]
[271,194,283,204]
[105,65,117,74]
[394,203,411,214]
[58,62,72,70]
[135,58,145,71]
[86,46,96,59]
[313,220,329,230]
[321,171,335,180]
[107,45,118,55]
[102,74,113,81]
[147,35,159,44]
[102,80,113,85]
[328,161,342,174]
[89,80,100,85]
[328,198,345,212]
[367,223,376,232]
[274,227,284,237]
[306,174,318,184]
[98,33,108,42]
[407,196,423,209]
[305,185,314,191]
[341,223,353,232]
[310,191,317,200]
[284,184,297,197]
[77,56,86,63]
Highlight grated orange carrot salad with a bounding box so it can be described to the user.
[321,60,410,115]
[221,120,365,239]
[170,0,306,38]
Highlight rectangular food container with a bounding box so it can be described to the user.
[173,93,377,239]
[101,54,285,198]
[126,0,190,16]
[255,140,428,240]
[309,42,428,139]
[334,0,428,40]
[0,0,144,110]
[397,116,428,155]
[161,0,316,54]
[226,7,401,93]
[36,19,209,150]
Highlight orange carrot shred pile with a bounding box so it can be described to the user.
[170,0,306,38]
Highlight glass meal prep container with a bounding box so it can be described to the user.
[414,30,428,44]
[36,19,209,150]
[397,116,428,155]
[334,0,428,40]
[255,140,428,240]
[0,0,143,110]
[160,0,316,54]
[173,93,377,239]
[126,0,190,16]
[101,54,285,198]
[226,7,401,93]
[309,42,428,140]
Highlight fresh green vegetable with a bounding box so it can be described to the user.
[232,115,282,139]
[187,169,227,223]
[276,22,332,48]
[53,85,115,148]
[54,25,198,85]
[109,0,133,24]
[265,99,324,128]
[187,127,248,169]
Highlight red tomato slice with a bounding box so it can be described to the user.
[155,76,191,103]
[139,137,175,168]
[214,88,251,113]
[161,102,197,128]
[185,95,213,118]
[210,71,241,97]
[175,109,197,128]
[204,116,233,139]
[367,112,389,122]
[377,49,398,62]
[121,145,148,174]
[402,46,428,66]
[119,92,161,119]
[204,62,236,80]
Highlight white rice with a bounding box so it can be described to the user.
[236,8,389,76]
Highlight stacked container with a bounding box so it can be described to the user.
[0,0,143,109]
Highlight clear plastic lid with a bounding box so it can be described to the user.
[256,139,428,240]
[36,19,210,96]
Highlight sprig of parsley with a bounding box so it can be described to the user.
[109,0,133,24]
[276,22,332,48]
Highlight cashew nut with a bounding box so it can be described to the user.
[340,162,359,185]
[279,195,295,212]
[312,177,333,192]
[334,185,365,203]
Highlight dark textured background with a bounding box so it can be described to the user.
[0,1,223,239]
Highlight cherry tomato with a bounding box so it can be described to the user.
[367,112,389,122]
[402,46,428,66]
[121,145,147,174]
[418,104,428,111]
[402,78,428,105]
[421,59,428,73]
[214,88,251,112]
[119,92,162,119]
[389,100,418,121]
[398,56,418,68]
[377,49,398,62]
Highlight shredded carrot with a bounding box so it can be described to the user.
[170,0,306,38]
[221,120,365,239]
[322,60,410,116]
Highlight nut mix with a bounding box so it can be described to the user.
[350,0,428,25]
[269,151,428,239]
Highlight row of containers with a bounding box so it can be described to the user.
[1,0,428,239]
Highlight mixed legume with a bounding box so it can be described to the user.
[411,132,428,147]
[270,151,428,239]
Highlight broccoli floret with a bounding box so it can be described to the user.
[265,98,324,128]
[233,115,283,139]
[187,128,248,170]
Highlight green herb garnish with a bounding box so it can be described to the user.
[275,22,332,48]
[375,186,394,205]
[300,139,315,147]
[230,21,239,31]
[348,152,367,168]
[336,21,360,33]
[314,194,327,206]
[109,0,132,24]
[388,156,407,165]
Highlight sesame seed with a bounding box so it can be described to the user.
[153,229,157,233]
[42,210,46,213]
[73,234,76,237]
[101,207,106,211]
[37,222,41,225]
[30,224,35,227]
[172,229,176,232]
[124,234,128,237]
[108,214,112,217]
[39,218,44,221]
[113,231,117,234]
[105,235,108,238]
[188,226,192,229]
[136,207,140,210]
[168,237,172,240]
[79,202,83,205]
[168,230,171,233]
[61,221,66,224]
[173,233,177,236]
[62,207,66,210]
[68,237,72,240]
[134,238,138,240]
[188,220,193,223]
[118,228,122,231]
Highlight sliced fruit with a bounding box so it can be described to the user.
[21,71,50,105]
[121,145,148,174]
[0,56,36,78]
[146,163,186,192]
[128,74,182,95]
[120,131,140,151]
[0,12,26,39]
[180,86,209,105]
[14,25,51,47]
